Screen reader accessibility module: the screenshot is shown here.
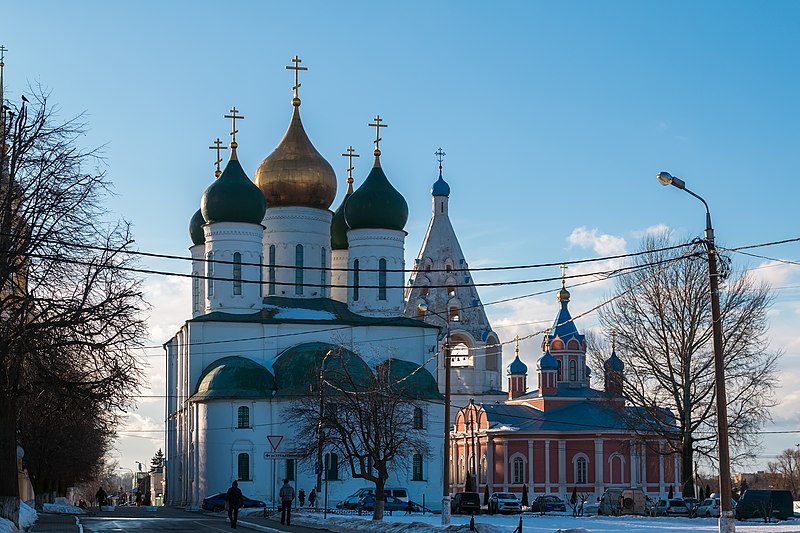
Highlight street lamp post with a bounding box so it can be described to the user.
[657,171,735,533]
[418,302,452,525]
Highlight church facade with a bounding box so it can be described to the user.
[164,60,502,508]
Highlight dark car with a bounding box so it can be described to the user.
[734,489,793,520]
[201,492,266,513]
[530,494,566,513]
[451,492,481,515]
[357,494,407,512]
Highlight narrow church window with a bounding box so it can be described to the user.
[421,285,429,296]
[268,245,276,295]
[557,360,562,381]
[237,453,250,481]
[440,201,444,213]
[447,284,455,297]
[295,244,304,295]
[237,406,250,428]
[325,452,339,481]
[259,254,263,297]
[576,456,588,484]
[233,252,242,295]
[353,259,360,301]
[192,273,200,313]
[513,457,525,484]
[449,306,460,322]
[569,360,577,381]
[412,407,424,429]
[446,264,452,272]
[286,458,295,481]
[320,248,327,297]
[206,252,214,297]
[426,264,431,272]
[378,258,387,300]
[412,454,424,481]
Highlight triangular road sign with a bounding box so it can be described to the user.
[267,435,283,451]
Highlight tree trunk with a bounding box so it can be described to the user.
[681,434,694,498]
[372,478,385,521]
[0,395,20,527]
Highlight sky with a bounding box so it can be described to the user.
[3,1,799,476]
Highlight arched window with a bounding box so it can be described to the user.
[412,407,423,429]
[421,285,430,296]
[485,337,500,371]
[237,406,250,429]
[574,455,588,484]
[426,264,431,272]
[458,457,465,484]
[446,264,452,272]
[412,453,424,481]
[192,272,200,313]
[233,252,242,295]
[295,244,304,295]
[449,306,460,322]
[608,454,625,484]
[512,457,525,484]
[569,360,577,381]
[378,258,387,300]
[325,452,339,481]
[447,284,456,297]
[237,453,250,481]
[568,340,580,350]
[206,252,214,297]
[320,248,327,297]
[268,245,276,295]
[551,339,564,350]
[353,259,359,301]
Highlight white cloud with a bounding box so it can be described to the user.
[748,259,800,288]
[567,227,627,256]
[143,276,191,344]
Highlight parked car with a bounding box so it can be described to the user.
[650,498,689,517]
[734,489,793,520]
[356,494,407,512]
[696,497,736,518]
[598,488,647,516]
[451,492,481,515]
[336,487,409,509]
[488,492,522,514]
[581,499,600,516]
[530,494,566,513]
[683,497,700,516]
[201,492,266,513]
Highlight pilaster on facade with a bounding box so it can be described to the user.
[502,440,509,490]
[544,440,551,493]
[594,438,604,494]
[487,437,494,491]
[558,440,566,494]
[659,440,665,495]
[527,440,534,490]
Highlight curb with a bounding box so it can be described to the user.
[237,520,284,533]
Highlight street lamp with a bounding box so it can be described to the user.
[657,171,735,533]
[418,302,452,525]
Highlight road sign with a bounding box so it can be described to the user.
[267,435,283,451]
[264,452,301,460]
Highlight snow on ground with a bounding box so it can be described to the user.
[0,519,15,533]
[289,511,800,533]
[0,503,38,533]
[41,502,85,514]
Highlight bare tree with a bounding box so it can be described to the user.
[767,448,800,499]
[0,89,147,526]
[597,232,778,497]
[286,348,431,521]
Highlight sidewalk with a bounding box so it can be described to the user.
[31,514,81,533]
[237,510,328,533]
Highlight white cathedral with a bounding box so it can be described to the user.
[164,63,503,508]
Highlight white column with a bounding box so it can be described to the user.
[630,439,637,487]
[659,440,665,495]
[558,440,566,494]
[594,438,604,496]
[673,455,680,495]
[544,440,551,493]
[487,438,494,491]
[641,442,647,490]
[527,440,534,490]
[502,440,509,490]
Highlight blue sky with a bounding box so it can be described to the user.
[4,1,799,474]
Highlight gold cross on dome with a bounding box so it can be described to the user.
[514,335,520,357]
[224,107,244,149]
[435,147,446,172]
[286,55,308,99]
[369,115,388,155]
[209,138,228,178]
[341,146,360,188]
[560,263,568,288]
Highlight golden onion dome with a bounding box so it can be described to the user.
[254,100,337,209]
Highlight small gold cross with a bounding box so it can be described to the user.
[341,146,360,191]
[368,115,388,156]
[224,107,245,150]
[560,263,568,288]
[286,55,308,100]
[514,335,520,357]
[435,147,446,171]
[209,138,228,178]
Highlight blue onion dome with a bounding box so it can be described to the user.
[189,208,206,245]
[537,349,559,371]
[330,179,354,250]
[605,350,624,372]
[507,354,528,375]
[431,172,450,197]
[201,157,266,224]
[254,103,337,209]
[344,161,408,231]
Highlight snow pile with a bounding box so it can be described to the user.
[19,502,37,530]
[556,529,593,533]
[264,305,337,321]
[0,518,15,533]
[42,501,85,514]
[290,514,491,532]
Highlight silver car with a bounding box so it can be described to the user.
[488,492,521,514]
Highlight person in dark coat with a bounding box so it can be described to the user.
[225,481,244,529]
[298,489,305,508]
[279,479,295,525]
[308,489,316,508]
[95,487,107,508]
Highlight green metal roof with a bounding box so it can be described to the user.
[189,208,206,245]
[344,163,408,231]
[383,358,443,400]
[191,356,275,401]
[201,158,267,225]
[272,342,373,397]
[190,296,439,329]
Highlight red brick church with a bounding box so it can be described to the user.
[452,282,680,502]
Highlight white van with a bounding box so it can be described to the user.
[337,487,409,509]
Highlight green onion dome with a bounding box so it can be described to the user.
[605,349,625,372]
[201,158,266,224]
[330,182,353,250]
[431,172,450,197]
[189,208,206,245]
[344,161,408,231]
[191,356,275,401]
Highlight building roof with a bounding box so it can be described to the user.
[190,296,440,328]
[191,356,275,401]
[345,163,408,231]
[382,358,443,400]
[508,355,528,375]
[201,157,266,225]
[273,342,373,397]
[189,208,206,245]
[480,401,633,433]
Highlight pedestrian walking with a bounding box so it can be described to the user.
[225,480,244,529]
[405,500,413,515]
[308,488,316,508]
[298,489,305,508]
[279,479,295,525]
[95,487,107,508]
